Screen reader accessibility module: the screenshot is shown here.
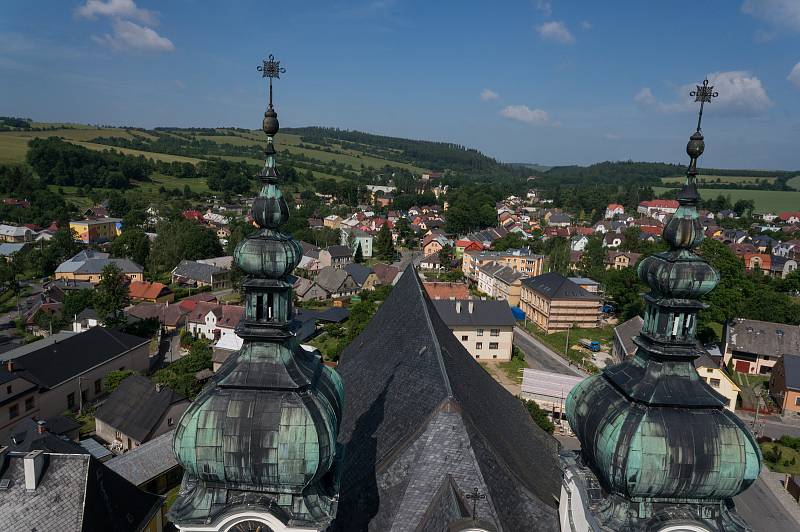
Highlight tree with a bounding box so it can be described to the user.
[547,238,570,275]
[111,228,150,267]
[354,242,364,263]
[520,399,555,434]
[94,264,131,326]
[438,244,454,269]
[152,339,213,398]
[374,223,396,261]
[149,220,224,274]
[103,370,135,392]
[492,232,527,251]
[578,236,605,279]
[62,289,94,320]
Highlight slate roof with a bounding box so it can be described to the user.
[0,452,162,532]
[781,355,800,392]
[343,263,374,286]
[725,318,800,358]
[55,250,143,275]
[324,244,353,258]
[95,375,188,442]
[432,299,516,328]
[614,315,644,359]
[106,430,180,486]
[4,418,86,454]
[172,259,224,284]
[0,242,27,256]
[521,272,600,301]
[0,327,148,388]
[332,266,561,531]
[126,302,187,328]
[372,263,401,285]
[316,267,350,293]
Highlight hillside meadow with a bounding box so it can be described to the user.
[653,186,800,212]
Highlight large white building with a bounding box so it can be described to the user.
[431,299,516,361]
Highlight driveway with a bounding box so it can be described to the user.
[513,326,587,378]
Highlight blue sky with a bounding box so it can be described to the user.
[2,0,800,170]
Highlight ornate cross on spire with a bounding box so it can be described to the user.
[466,487,486,521]
[257,54,286,109]
[689,78,719,133]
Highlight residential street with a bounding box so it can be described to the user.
[736,411,800,439]
[734,468,800,532]
[513,326,587,378]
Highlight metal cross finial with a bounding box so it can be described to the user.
[689,79,719,133]
[257,54,286,108]
[466,487,486,521]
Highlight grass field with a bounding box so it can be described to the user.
[661,175,778,185]
[653,186,800,212]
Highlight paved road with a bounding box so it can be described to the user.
[735,472,800,532]
[736,411,800,439]
[513,326,586,378]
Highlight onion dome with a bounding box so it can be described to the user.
[169,54,344,530]
[565,78,761,526]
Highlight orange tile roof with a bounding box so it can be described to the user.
[129,281,170,300]
[423,282,470,300]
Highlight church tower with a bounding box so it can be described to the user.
[168,55,344,532]
[561,80,762,531]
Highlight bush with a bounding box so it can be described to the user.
[520,398,555,435]
[103,370,136,392]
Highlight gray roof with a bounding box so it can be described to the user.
[171,259,224,283]
[0,243,27,256]
[343,263,373,286]
[725,318,800,358]
[332,267,561,531]
[55,250,142,275]
[432,299,516,328]
[781,355,800,391]
[494,265,526,285]
[106,430,179,486]
[3,417,85,454]
[614,315,644,359]
[315,266,350,293]
[95,375,188,443]
[324,245,353,258]
[0,452,161,532]
[521,272,600,301]
[0,331,78,360]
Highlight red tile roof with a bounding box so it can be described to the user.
[129,281,170,301]
[423,282,470,300]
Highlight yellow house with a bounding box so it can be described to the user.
[55,250,144,285]
[69,217,122,244]
[695,353,740,411]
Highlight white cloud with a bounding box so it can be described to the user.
[634,87,656,105]
[581,20,593,30]
[535,21,575,44]
[636,72,773,115]
[534,0,552,17]
[76,0,157,25]
[480,88,499,101]
[500,105,550,125]
[742,0,800,32]
[789,62,800,87]
[93,19,174,52]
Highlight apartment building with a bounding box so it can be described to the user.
[520,272,602,333]
[462,248,544,280]
[431,299,515,361]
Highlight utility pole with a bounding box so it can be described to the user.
[564,323,572,356]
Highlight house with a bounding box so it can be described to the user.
[568,276,601,294]
[340,228,373,258]
[1,416,83,454]
[778,211,800,224]
[83,205,109,218]
[69,217,122,244]
[0,450,164,532]
[520,272,602,333]
[612,315,644,363]
[0,242,28,260]
[72,308,101,333]
[769,256,799,279]
[694,352,740,412]
[462,247,544,280]
[318,245,353,269]
[769,355,800,415]
[454,239,483,258]
[602,232,623,249]
[44,279,94,303]
[419,252,444,271]
[0,224,34,243]
[106,430,182,495]
[570,235,589,252]
[723,318,800,374]
[0,327,150,440]
[432,299,515,361]
[605,251,642,270]
[637,199,679,217]
[423,282,470,300]
[343,263,378,290]
[95,375,190,452]
[55,250,144,284]
[0,367,41,443]
[742,252,771,274]
[126,302,188,331]
[129,281,174,303]
[372,263,401,286]
[476,262,527,306]
[333,267,561,530]
[187,303,244,346]
[293,277,330,302]
[605,204,625,219]
[548,212,572,227]
[315,266,360,299]
[422,233,452,257]
[323,214,342,229]
[171,259,230,289]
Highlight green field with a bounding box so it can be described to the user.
[660,175,777,185]
[653,186,800,212]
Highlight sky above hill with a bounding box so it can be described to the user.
[2,1,800,170]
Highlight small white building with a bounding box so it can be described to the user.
[431,299,516,361]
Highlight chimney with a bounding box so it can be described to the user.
[455,301,461,314]
[24,450,45,491]
[468,301,474,314]
[36,420,47,435]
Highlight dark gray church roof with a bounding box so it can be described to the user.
[332,266,561,531]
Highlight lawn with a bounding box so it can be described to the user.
[653,186,800,212]
[660,175,777,185]
[761,442,800,475]
[497,348,529,384]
